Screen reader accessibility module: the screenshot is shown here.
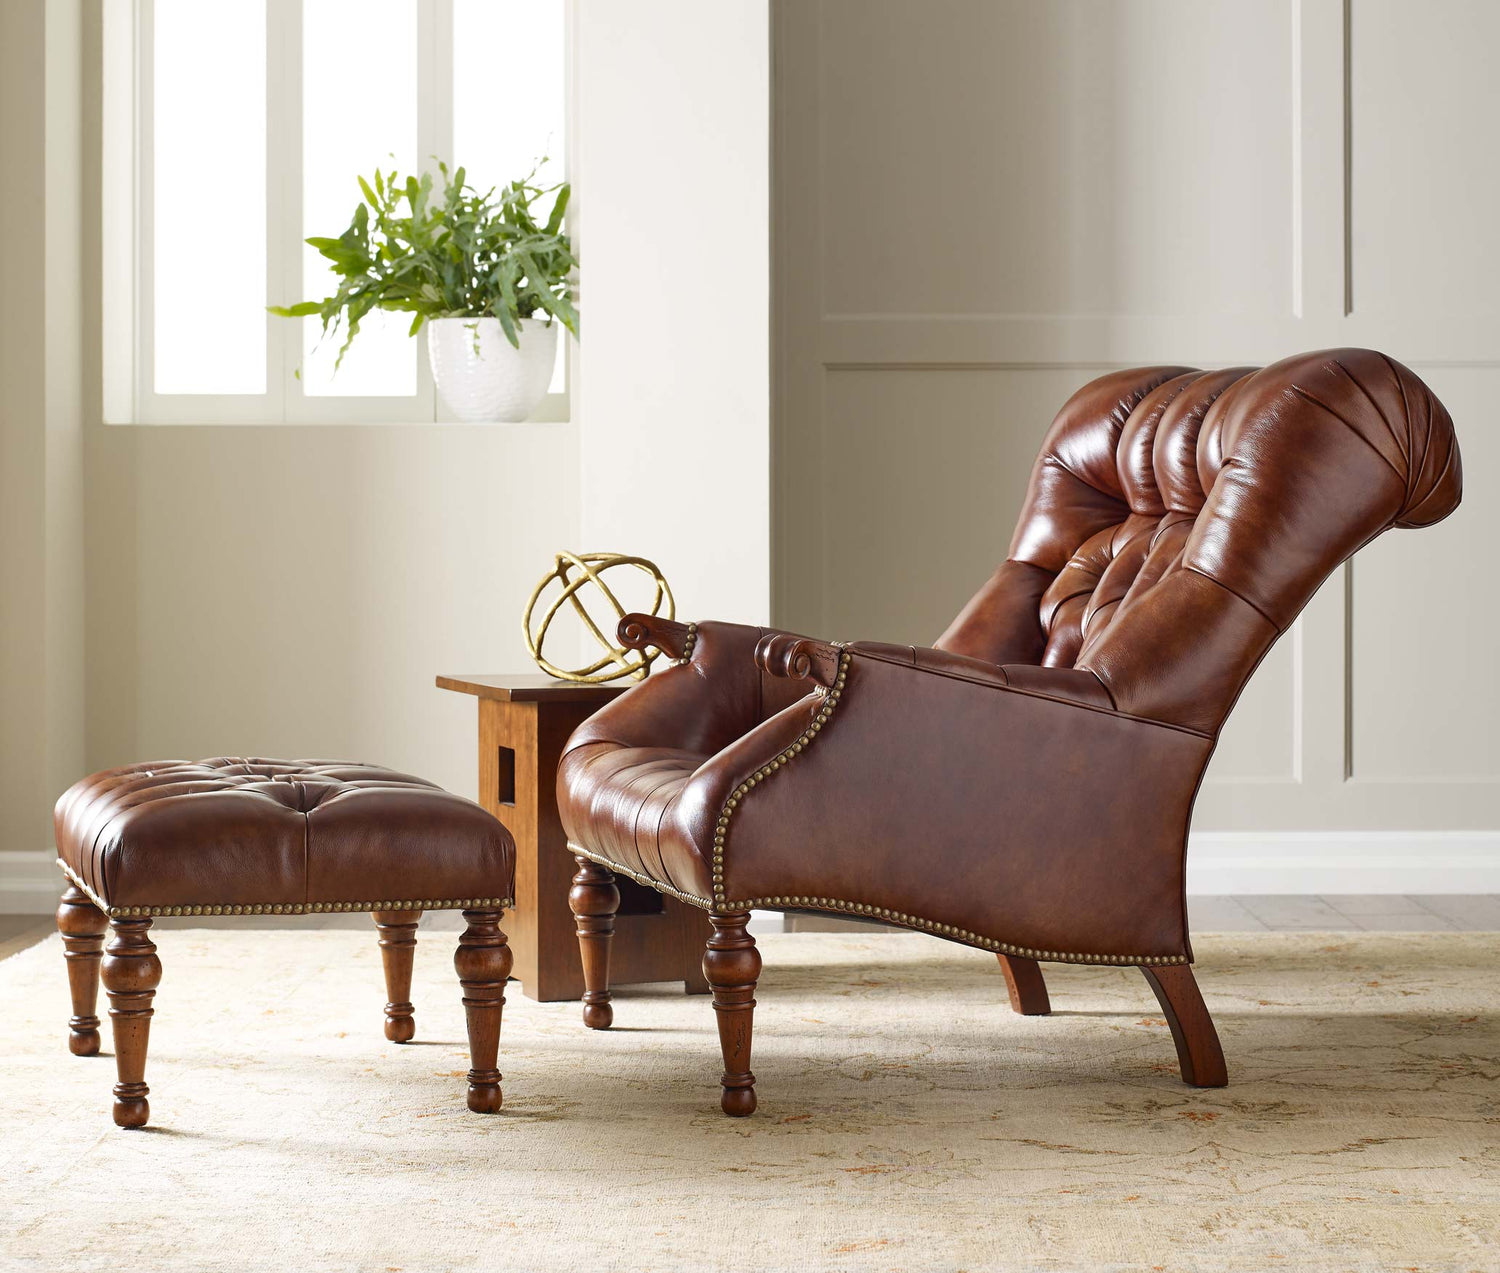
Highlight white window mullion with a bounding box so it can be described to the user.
[291,0,426,423]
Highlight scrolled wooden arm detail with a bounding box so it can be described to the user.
[617,613,694,660]
[754,634,842,689]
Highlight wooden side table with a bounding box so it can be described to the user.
[436,673,709,1002]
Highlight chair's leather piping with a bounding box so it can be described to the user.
[708,651,852,907]
[567,842,713,909]
[56,860,512,920]
[567,842,1185,967]
[730,892,1187,966]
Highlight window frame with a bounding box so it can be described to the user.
[105,0,572,426]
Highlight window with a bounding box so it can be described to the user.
[106,0,569,424]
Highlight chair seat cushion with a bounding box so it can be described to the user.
[54,758,514,917]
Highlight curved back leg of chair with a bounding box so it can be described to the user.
[996,954,1050,1015]
[1140,964,1227,1088]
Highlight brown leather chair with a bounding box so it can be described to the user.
[557,348,1462,1116]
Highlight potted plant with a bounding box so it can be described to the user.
[271,161,578,422]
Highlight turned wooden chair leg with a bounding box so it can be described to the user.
[101,918,162,1128]
[57,885,108,1056]
[454,909,513,1114]
[569,855,620,1029]
[703,911,761,1117]
[996,953,1051,1015]
[373,909,421,1043]
[1140,963,1228,1088]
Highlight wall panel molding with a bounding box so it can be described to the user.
[772,0,1493,838]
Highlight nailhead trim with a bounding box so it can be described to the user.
[563,847,1182,965]
[56,861,511,920]
[675,621,699,664]
[568,645,1188,968]
[712,650,852,905]
[567,843,713,909]
[724,894,1186,966]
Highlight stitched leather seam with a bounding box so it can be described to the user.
[632,765,694,897]
[1181,564,1282,634]
[564,846,1184,965]
[1120,375,1198,516]
[1081,665,1118,710]
[1333,355,1402,468]
[1042,452,1127,505]
[1377,352,1415,476]
[1047,374,1182,502]
[710,650,853,906]
[56,860,511,920]
[1403,431,1457,525]
[1288,384,1407,490]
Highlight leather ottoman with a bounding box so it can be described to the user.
[52,758,516,1127]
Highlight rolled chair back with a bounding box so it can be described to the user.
[938,349,1462,733]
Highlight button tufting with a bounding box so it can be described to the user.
[52,758,515,914]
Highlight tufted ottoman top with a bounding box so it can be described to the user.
[54,759,514,919]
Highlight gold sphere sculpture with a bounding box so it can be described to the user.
[522,551,676,684]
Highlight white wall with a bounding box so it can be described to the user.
[574,1,771,627]
[0,0,86,908]
[0,1,773,910]
[81,424,578,795]
[773,0,1500,892]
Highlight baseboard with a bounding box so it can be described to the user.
[0,851,60,914]
[1187,831,1500,895]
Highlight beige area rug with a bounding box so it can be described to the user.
[1,930,1496,1273]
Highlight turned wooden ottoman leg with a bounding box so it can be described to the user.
[57,885,108,1056]
[997,954,1051,1016]
[101,918,162,1128]
[569,856,620,1029]
[455,909,513,1113]
[703,911,760,1117]
[373,910,422,1043]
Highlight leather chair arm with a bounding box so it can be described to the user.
[565,616,817,760]
[720,637,1215,958]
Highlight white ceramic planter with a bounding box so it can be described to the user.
[426,316,559,423]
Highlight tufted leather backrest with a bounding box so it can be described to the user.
[937,349,1462,735]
